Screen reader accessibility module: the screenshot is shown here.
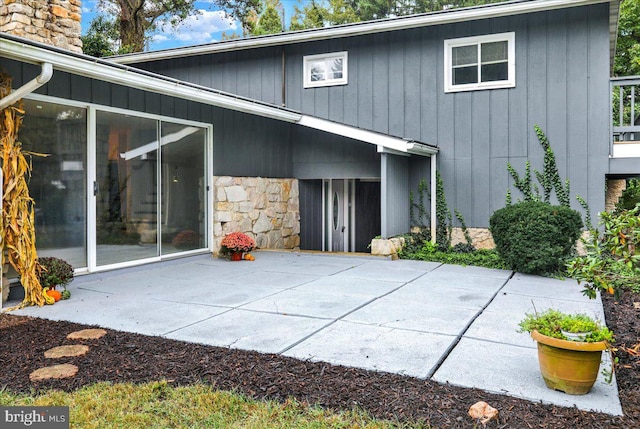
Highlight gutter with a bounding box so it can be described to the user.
[0,62,53,110]
[111,0,611,64]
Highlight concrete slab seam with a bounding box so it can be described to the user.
[275,278,425,355]
[424,270,516,379]
[160,308,235,336]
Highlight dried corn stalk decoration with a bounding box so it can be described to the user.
[0,73,47,308]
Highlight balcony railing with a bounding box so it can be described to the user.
[611,76,640,158]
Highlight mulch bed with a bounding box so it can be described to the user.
[1,291,638,428]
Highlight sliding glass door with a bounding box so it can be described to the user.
[21,99,87,269]
[94,112,208,268]
[95,112,160,266]
[160,122,207,254]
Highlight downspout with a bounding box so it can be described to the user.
[0,62,53,110]
[281,48,286,107]
[430,153,437,243]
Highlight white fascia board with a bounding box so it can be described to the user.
[112,0,609,64]
[299,116,437,155]
[0,38,301,123]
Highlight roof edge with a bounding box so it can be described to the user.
[112,0,612,65]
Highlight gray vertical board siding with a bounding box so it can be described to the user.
[89,80,110,106]
[490,157,511,211]
[420,27,439,145]
[285,45,302,110]
[291,127,379,179]
[2,58,24,85]
[409,156,432,227]
[567,5,597,213]
[110,84,129,110]
[526,11,548,152]
[436,24,455,161]
[211,108,293,178]
[388,31,405,137]
[586,3,612,215]
[381,154,410,238]
[546,9,568,162]
[342,40,358,127]
[372,33,390,135]
[508,16,529,159]
[404,29,421,140]
[356,37,374,131]
[299,179,323,250]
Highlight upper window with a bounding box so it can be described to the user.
[303,52,348,88]
[444,32,515,93]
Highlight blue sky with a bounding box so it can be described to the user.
[81,0,305,51]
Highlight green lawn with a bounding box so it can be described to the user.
[0,381,429,428]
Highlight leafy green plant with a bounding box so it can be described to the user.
[454,208,474,248]
[37,257,74,290]
[401,242,508,269]
[615,178,640,212]
[490,201,583,274]
[506,125,571,207]
[518,309,613,343]
[567,206,640,299]
[410,178,430,229]
[435,171,451,251]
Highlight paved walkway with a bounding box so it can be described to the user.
[9,251,622,415]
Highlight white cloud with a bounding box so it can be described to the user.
[156,9,238,45]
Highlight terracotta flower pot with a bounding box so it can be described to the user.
[531,330,608,395]
[230,252,243,261]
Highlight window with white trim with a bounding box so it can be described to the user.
[444,32,515,93]
[303,51,348,88]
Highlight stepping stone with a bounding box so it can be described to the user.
[44,344,89,359]
[67,328,107,340]
[29,364,78,382]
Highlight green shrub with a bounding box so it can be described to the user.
[37,257,74,289]
[615,178,640,212]
[567,206,640,299]
[489,201,583,274]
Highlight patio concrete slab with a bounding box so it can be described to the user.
[409,269,509,292]
[240,288,375,319]
[163,309,330,354]
[336,261,428,283]
[153,282,286,307]
[217,270,320,289]
[387,283,497,310]
[283,320,457,378]
[14,287,229,336]
[6,251,623,416]
[432,337,623,416]
[292,276,403,297]
[343,297,479,335]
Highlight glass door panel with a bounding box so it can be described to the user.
[95,112,159,266]
[160,122,206,255]
[22,100,87,269]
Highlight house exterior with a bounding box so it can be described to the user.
[0,0,636,276]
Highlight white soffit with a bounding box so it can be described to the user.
[112,0,613,64]
[0,36,302,123]
[298,116,437,156]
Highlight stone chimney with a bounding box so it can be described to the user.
[0,0,83,53]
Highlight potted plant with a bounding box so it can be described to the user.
[518,309,614,395]
[220,232,256,261]
[37,257,74,301]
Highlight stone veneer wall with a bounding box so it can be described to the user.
[0,0,82,53]
[450,227,495,249]
[605,178,627,212]
[213,177,300,255]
